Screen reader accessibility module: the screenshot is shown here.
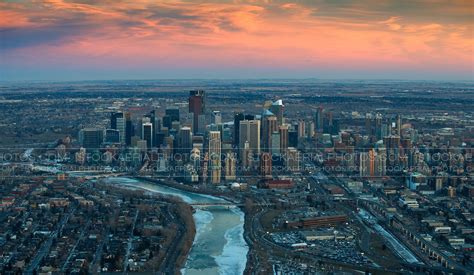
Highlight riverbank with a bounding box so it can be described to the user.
[94,180,196,273]
[134,176,242,204]
[107,177,249,275]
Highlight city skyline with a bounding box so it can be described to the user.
[1,0,473,81]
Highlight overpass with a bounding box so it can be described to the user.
[189,202,242,209]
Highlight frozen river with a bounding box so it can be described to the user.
[106,177,248,275]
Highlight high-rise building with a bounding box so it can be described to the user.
[375,113,383,140]
[308,121,315,138]
[190,147,201,175]
[242,140,252,170]
[189,90,205,133]
[279,124,289,154]
[289,129,298,148]
[224,152,236,181]
[239,119,261,158]
[359,150,373,178]
[208,131,221,184]
[125,112,133,146]
[260,152,272,178]
[269,99,284,125]
[396,114,402,137]
[233,112,245,147]
[141,122,153,149]
[262,110,277,152]
[323,111,333,134]
[166,107,180,123]
[365,113,373,135]
[104,129,120,143]
[79,128,104,150]
[360,148,386,178]
[111,112,122,129]
[315,107,324,132]
[271,132,281,156]
[212,110,222,125]
[162,115,172,129]
[197,114,206,134]
[286,147,300,171]
[179,126,192,155]
[374,143,387,177]
[297,120,306,139]
[111,112,126,144]
[384,135,401,167]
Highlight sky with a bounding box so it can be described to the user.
[0,0,473,81]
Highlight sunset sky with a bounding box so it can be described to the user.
[1,0,473,81]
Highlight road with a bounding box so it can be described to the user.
[123,209,139,273]
[24,205,77,275]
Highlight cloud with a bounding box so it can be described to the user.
[379,16,402,31]
[0,0,472,80]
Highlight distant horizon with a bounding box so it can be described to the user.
[1,76,474,84]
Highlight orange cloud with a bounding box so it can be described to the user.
[1,0,472,79]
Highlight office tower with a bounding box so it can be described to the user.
[242,140,251,170]
[137,139,147,153]
[224,152,237,181]
[155,132,165,147]
[233,112,244,147]
[271,132,281,156]
[166,107,180,123]
[297,120,306,139]
[141,122,153,149]
[190,148,201,174]
[269,99,284,125]
[260,152,272,178]
[239,120,261,158]
[375,113,383,140]
[117,116,125,144]
[374,143,387,177]
[262,110,277,152]
[289,130,298,148]
[323,111,333,134]
[104,129,120,143]
[365,113,373,136]
[79,128,104,150]
[125,112,133,146]
[197,114,206,134]
[279,124,289,154]
[171,121,180,131]
[111,112,122,129]
[222,126,232,143]
[164,136,174,157]
[286,147,300,171]
[308,121,315,138]
[189,90,205,133]
[381,122,390,138]
[212,111,222,125]
[384,135,401,167]
[111,112,126,144]
[142,110,158,145]
[314,106,324,132]
[208,131,221,184]
[331,118,340,135]
[162,115,172,129]
[396,114,402,137]
[179,126,192,155]
[359,150,374,178]
[201,152,209,184]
